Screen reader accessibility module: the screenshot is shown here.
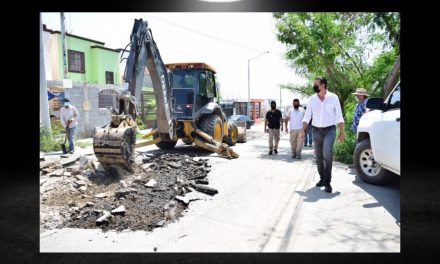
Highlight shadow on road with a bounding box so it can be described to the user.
[296,187,341,202]
[348,166,400,224]
[252,142,316,163]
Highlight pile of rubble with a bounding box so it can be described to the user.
[40,152,217,232]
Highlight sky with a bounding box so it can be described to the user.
[41,12,310,108]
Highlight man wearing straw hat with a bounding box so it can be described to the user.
[350,88,369,133]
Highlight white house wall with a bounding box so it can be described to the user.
[50,34,60,80]
[43,30,53,81]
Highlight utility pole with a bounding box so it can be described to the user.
[280,84,282,110]
[40,13,51,133]
[247,60,250,118]
[60,12,68,80]
[247,51,269,119]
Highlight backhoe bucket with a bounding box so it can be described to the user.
[93,115,137,170]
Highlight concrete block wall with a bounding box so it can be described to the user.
[64,84,113,139]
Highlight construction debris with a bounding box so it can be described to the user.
[189,182,218,195]
[95,192,112,199]
[96,211,112,225]
[195,179,209,185]
[145,179,157,188]
[40,152,217,233]
[60,155,81,167]
[111,205,126,215]
[48,169,64,177]
[175,195,189,205]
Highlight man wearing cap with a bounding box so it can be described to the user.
[60,97,80,154]
[350,88,369,133]
[265,100,283,155]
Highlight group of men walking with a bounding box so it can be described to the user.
[264,76,346,193]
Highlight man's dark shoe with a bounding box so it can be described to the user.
[269,151,273,155]
[316,179,325,187]
[274,149,278,154]
[324,183,332,193]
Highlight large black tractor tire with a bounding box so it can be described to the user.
[224,123,238,146]
[152,128,178,150]
[199,114,224,144]
[155,140,178,149]
[353,139,391,185]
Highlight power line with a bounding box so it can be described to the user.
[149,14,264,53]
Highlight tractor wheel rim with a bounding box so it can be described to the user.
[232,127,238,139]
[214,123,222,142]
[359,148,381,177]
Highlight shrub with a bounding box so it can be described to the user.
[333,99,357,164]
[333,130,356,164]
[40,127,62,152]
[50,118,65,135]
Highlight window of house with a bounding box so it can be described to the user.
[67,50,85,73]
[106,71,114,84]
[99,89,118,108]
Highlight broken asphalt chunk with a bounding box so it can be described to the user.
[168,162,181,169]
[189,182,218,196]
[145,179,157,188]
[115,188,135,198]
[155,220,166,227]
[175,195,189,205]
[195,179,209,185]
[79,186,87,193]
[61,155,80,167]
[48,169,64,177]
[96,211,112,225]
[111,205,126,215]
[95,191,112,199]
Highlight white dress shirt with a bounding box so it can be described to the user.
[302,91,344,128]
[60,105,80,129]
[286,106,305,130]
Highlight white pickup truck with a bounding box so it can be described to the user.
[353,82,400,185]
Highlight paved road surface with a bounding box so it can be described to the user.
[40,123,400,252]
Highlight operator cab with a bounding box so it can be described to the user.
[166,63,219,119]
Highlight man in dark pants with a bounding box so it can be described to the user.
[264,101,283,155]
[302,77,345,193]
[303,106,313,147]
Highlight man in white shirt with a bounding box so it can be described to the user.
[60,97,80,154]
[284,99,305,159]
[302,77,345,193]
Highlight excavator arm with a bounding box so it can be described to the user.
[93,19,238,170]
[124,19,176,141]
[93,19,177,169]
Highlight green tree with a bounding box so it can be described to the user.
[340,12,400,98]
[273,12,400,105]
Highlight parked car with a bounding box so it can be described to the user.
[226,115,247,142]
[228,115,255,129]
[353,82,400,185]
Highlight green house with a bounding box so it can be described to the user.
[43,25,121,85]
